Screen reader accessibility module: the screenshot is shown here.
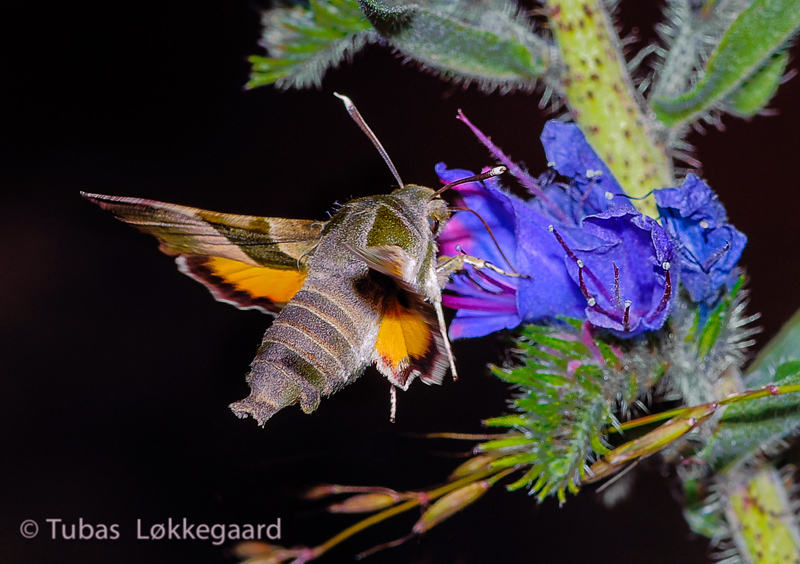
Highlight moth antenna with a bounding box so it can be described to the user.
[334,93,404,189]
[431,166,506,200]
[449,205,519,275]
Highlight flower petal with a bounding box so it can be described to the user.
[655,174,747,304]
[562,208,676,336]
[540,121,633,214]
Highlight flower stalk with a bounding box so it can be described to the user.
[547,0,673,217]
[724,467,800,563]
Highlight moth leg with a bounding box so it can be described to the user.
[437,254,528,282]
[434,300,457,381]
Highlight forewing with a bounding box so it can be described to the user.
[345,244,417,291]
[82,192,325,313]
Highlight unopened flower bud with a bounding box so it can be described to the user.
[328,492,401,513]
[413,481,490,534]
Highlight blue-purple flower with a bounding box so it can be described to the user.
[438,118,728,339]
[437,164,587,339]
[654,174,747,305]
[558,208,675,334]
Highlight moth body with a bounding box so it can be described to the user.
[83,184,452,426]
[232,184,450,424]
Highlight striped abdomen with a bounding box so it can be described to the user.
[229,274,380,425]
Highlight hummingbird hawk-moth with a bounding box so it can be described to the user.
[82,95,507,425]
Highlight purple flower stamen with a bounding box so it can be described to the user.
[577,181,595,211]
[463,271,505,295]
[697,240,731,273]
[646,267,673,323]
[581,323,605,363]
[577,267,594,304]
[477,269,517,293]
[547,225,579,261]
[457,110,571,224]
[550,225,616,305]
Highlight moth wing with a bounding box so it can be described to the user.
[373,290,448,389]
[345,244,415,287]
[346,244,448,388]
[82,192,325,313]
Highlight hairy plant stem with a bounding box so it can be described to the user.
[546,0,673,217]
[724,467,800,564]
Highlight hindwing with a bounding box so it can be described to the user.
[349,243,449,389]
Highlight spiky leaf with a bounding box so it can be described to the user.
[696,276,747,359]
[652,0,800,127]
[482,322,653,502]
[358,0,550,92]
[651,0,752,100]
[248,0,374,89]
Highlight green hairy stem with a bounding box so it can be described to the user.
[546,0,673,217]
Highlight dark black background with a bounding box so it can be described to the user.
[3,2,800,563]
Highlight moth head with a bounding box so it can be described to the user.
[427,166,507,236]
[426,194,450,237]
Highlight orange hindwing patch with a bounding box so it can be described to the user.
[179,255,306,314]
[373,293,447,389]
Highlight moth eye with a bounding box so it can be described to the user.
[428,217,440,233]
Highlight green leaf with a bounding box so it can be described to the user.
[358,0,550,92]
[484,414,528,428]
[652,0,800,127]
[681,475,729,538]
[725,51,790,118]
[479,435,535,451]
[696,276,746,359]
[749,305,800,379]
[699,360,800,472]
[484,323,621,501]
[248,0,374,90]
